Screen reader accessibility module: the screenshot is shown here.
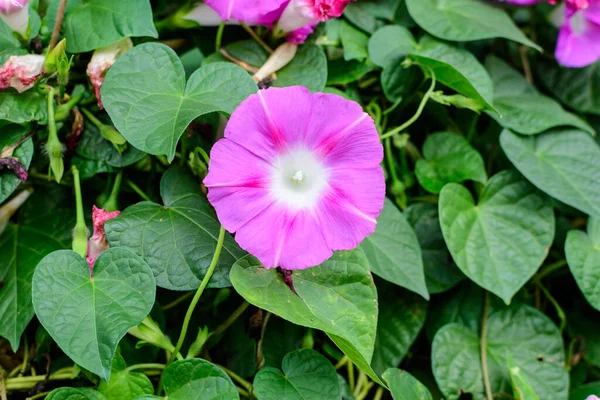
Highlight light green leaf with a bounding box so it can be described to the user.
[98,353,154,400]
[566,217,600,311]
[410,36,495,112]
[368,25,416,68]
[0,125,33,204]
[500,129,600,218]
[272,44,328,92]
[340,20,369,61]
[439,170,555,304]
[0,92,47,124]
[405,0,540,50]
[162,359,239,400]
[383,369,433,400]
[254,349,340,400]
[507,354,539,400]
[405,204,464,294]
[415,132,487,194]
[360,198,429,299]
[105,167,244,290]
[230,249,381,384]
[432,305,568,400]
[372,286,427,376]
[343,2,382,33]
[486,57,593,135]
[32,248,156,380]
[102,43,257,161]
[47,388,107,400]
[46,0,157,53]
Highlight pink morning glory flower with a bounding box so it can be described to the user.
[86,38,132,109]
[555,0,600,67]
[203,0,288,24]
[277,0,351,33]
[0,54,44,92]
[498,0,549,5]
[0,0,29,36]
[204,86,385,270]
[86,206,120,271]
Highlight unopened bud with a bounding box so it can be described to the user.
[253,42,297,83]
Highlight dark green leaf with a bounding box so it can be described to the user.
[570,382,600,400]
[0,125,33,203]
[162,359,238,400]
[273,44,328,92]
[327,59,372,85]
[0,91,47,124]
[566,217,600,311]
[76,122,145,168]
[381,58,421,102]
[47,388,107,400]
[368,25,416,68]
[340,21,369,61]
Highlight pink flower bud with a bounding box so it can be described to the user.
[0,54,44,93]
[86,38,132,109]
[0,0,29,36]
[278,0,351,33]
[86,206,120,272]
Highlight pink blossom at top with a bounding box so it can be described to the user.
[0,54,44,92]
[86,38,132,109]
[555,0,600,67]
[0,0,29,36]
[204,86,384,270]
[86,206,120,272]
[278,0,351,33]
[204,0,288,24]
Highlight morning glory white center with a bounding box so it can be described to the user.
[270,147,329,209]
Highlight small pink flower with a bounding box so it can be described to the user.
[586,396,600,400]
[0,0,29,36]
[86,38,132,109]
[555,0,600,67]
[204,86,384,270]
[286,22,317,44]
[278,0,351,33]
[203,0,288,24]
[86,206,120,271]
[0,54,44,92]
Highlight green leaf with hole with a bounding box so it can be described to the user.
[0,125,33,204]
[106,167,244,290]
[46,0,157,53]
[415,132,487,194]
[360,198,429,299]
[383,369,433,400]
[405,0,540,50]
[500,129,600,218]
[32,248,156,381]
[485,57,593,135]
[432,304,568,400]
[162,359,239,400]
[566,217,600,311]
[230,248,381,384]
[102,43,257,161]
[439,170,555,304]
[254,349,340,400]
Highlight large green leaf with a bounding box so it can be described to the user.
[360,198,428,299]
[405,204,464,294]
[102,43,257,161]
[372,286,427,376]
[32,248,156,380]
[340,20,369,61]
[485,57,593,135]
[566,217,600,311]
[106,167,244,290]
[383,369,433,400]
[0,92,47,124]
[46,0,157,53]
[415,132,487,194]
[507,354,539,400]
[47,388,107,400]
[368,25,416,68]
[500,129,600,218]
[0,124,33,204]
[410,37,495,112]
[431,305,568,400]
[253,349,340,400]
[230,249,381,384]
[439,170,555,304]
[162,359,239,400]
[405,0,540,49]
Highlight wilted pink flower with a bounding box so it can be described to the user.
[204,86,384,270]
[86,206,120,271]
[0,54,44,92]
[0,0,28,36]
[203,0,288,24]
[86,38,132,109]
[555,0,600,67]
[277,0,351,33]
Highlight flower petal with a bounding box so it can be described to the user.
[204,0,287,22]
[555,17,600,67]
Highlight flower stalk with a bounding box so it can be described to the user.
[71,166,87,259]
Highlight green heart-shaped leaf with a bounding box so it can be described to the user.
[566,216,600,311]
[230,249,381,384]
[439,170,555,304]
[340,21,369,61]
[361,199,428,299]
[253,349,341,400]
[432,304,568,400]
[106,167,245,290]
[415,132,487,194]
[32,248,156,380]
[98,352,154,399]
[47,388,107,400]
[0,125,33,203]
[368,25,416,68]
[500,129,600,219]
[162,359,238,400]
[383,369,432,400]
[102,43,257,161]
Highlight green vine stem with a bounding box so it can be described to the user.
[71,166,87,259]
[481,292,493,400]
[103,170,123,212]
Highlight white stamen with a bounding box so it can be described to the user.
[292,170,304,182]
